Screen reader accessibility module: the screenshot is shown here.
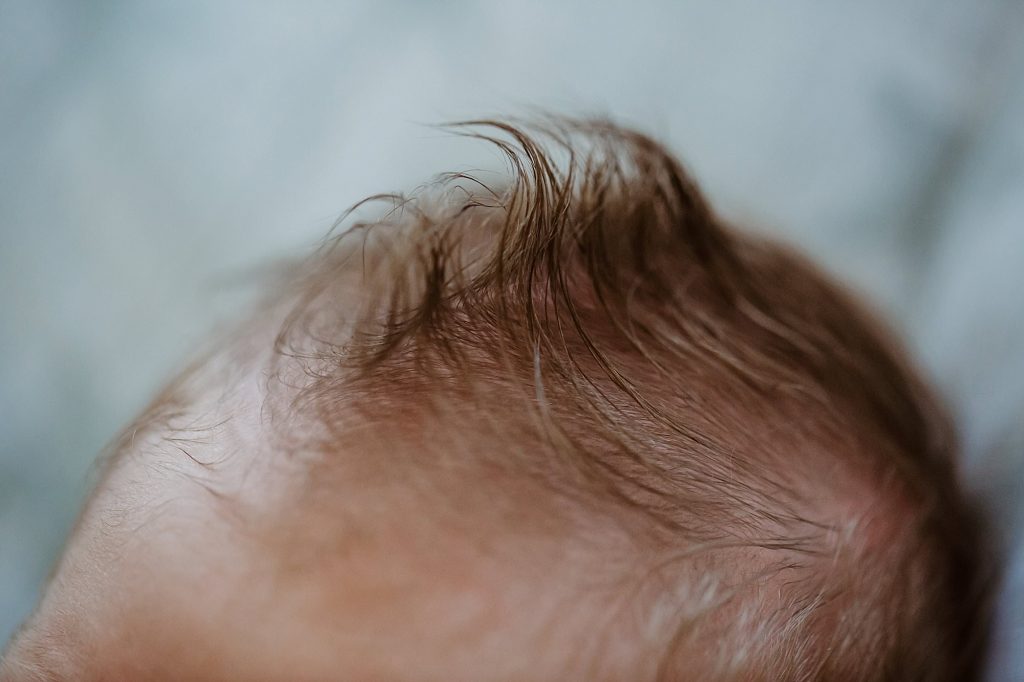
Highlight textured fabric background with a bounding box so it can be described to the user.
[2,1,1021,677]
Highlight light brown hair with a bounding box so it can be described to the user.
[269,118,989,680]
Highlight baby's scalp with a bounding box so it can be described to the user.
[3,119,988,681]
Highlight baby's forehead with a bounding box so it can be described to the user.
[10,332,670,680]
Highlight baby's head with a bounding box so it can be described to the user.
[3,120,988,680]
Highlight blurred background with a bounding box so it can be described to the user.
[1,1,1022,676]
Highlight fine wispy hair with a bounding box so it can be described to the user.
[271,117,989,680]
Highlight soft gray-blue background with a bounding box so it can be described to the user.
[2,1,1022,677]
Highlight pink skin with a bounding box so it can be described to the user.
[0,325,666,682]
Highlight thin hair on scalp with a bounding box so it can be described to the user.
[270,117,990,680]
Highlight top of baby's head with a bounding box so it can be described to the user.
[2,119,988,682]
